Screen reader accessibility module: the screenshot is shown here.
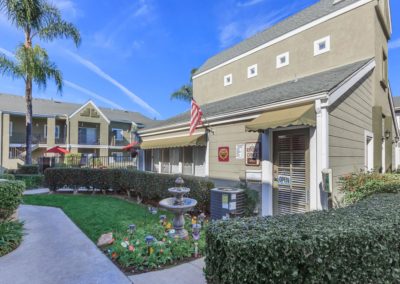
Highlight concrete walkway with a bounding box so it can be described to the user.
[129,258,206,284]
[0,205,131,284]
[23,188,50,195]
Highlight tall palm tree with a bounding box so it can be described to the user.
[170,68,198,103]
[0,0,80,164]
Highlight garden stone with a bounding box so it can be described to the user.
[97,232,114,247]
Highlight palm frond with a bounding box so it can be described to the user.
[0,53,24,80]
[170,85,193,102]
[38,20,81,46]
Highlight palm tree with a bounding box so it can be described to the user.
[170,68,198,103]
[0,0,80,164]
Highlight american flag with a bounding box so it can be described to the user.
[189,99,203,136]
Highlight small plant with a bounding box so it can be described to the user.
[0,221,24,257]
[0,174,15,180]
[0,180,25,221]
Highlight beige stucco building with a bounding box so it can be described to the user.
[138,0,397,215]
[0,94,154,170]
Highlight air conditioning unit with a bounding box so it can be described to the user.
[210,188,245,220]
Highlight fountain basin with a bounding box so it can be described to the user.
[168,187,191,195]
[159,197,197,213]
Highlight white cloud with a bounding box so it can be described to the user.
[389,38,400,50]
[52,0,81,18]
[64,80,124,110]
[219,23,240,48]
[0,47,15,58]
[66,50,161,118]
[237,0,264,8]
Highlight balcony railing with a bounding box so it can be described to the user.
[78,136,100,145]
[10,132,47,144]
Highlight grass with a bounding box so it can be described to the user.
[23,194,165,242]
[0,221,24,257]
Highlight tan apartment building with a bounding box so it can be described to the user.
[0,94,154,170]
[138,0,397,215]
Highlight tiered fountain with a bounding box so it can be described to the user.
[159,177,197,239]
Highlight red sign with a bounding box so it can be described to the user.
[218,147,230,162]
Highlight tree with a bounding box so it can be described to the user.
[170,68,198,103]
[0,0,80,164]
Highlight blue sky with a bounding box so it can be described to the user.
[0,0,399,120]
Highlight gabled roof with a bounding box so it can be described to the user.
[0,93,156,127]
[195,0,367,76]
[142,58,373,133]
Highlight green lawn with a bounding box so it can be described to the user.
[23,194,165,242]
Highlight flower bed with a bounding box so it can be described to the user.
[107,214,207,273]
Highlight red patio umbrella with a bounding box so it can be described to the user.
[122,141,139,151]
[46,146,70,155]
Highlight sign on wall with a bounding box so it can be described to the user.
[236,144,245,160]
[278,175,291,186]
[245,142,261,166]
[218,147,230,162]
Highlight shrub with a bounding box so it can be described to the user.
[14,175,44,190]
[0,174,15,180]
[44,168,214,212]
[17,165,39,175]
[0,180,25,221]
[205,194,400,284]
[0,221,24,257]
[339,171,400,204]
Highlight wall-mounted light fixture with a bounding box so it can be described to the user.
[385,130,391,140]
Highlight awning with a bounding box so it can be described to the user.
[245,103,316,132]
[141,134,206,150]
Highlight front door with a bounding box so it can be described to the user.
[273,129,310,215]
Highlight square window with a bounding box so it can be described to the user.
[314,36,330,56]
[224,74,233,86]
[247,64,258,78]
[276,52,289,68]
[112,128,124,141]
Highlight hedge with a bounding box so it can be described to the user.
[0,174,15,180]
[205,194,400,283]
[14,175,44,190]
[44,168,214,212]
[17,165,39,175]
[339,172,400,204]
[0,180,25,221]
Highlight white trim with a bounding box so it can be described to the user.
[193,0,373,79]
[388,83,399,138]
[140,93,328,135]
[69,100,110,124]
[314,36,331,56]
[261,130,273,216]
[247,64,258,78]
[69,144,110,149]
[205,133,210,177]
[364,130,374,171]
[276,52,289,68]
[224,74,233,86]
[328,59,376,106]
[309,127,318,210]
[55,125,60,139]
[387,0,392,34]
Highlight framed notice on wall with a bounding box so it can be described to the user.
[218,147,230,162]
[246,142,261,166]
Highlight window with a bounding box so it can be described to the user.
[9,121,13,137]
[224,74,233,86]
[381,50,388,89]
[276,52,289,68]
[247,64,258,78]
[55,125,60,139]
[365,131,374,171]
[112,128,123,141]
[44,124,47,138]
[314,36,330,56]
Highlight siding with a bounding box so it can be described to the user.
[329,73,373,192]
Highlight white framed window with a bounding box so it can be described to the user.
[364,130,374,171]
[112,128,124,141]
[276,52,289,68]
[224,74,233,86]
[314,36,331,56]
[9,121,13,137]
[55,125,60,139]
[247,64,258,78]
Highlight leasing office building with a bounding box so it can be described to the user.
[0,94,154,170]
[139,0,397,215]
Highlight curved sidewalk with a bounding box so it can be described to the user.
[0,205,131,284]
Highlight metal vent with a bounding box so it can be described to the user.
[210,188,245,220]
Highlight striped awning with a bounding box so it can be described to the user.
[141,134,206,150]
[245,104,316,132]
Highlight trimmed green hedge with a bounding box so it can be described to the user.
[0,174,15,180]
[0,180,25,221]
[44,168,214,211]
[17,165,39,175]
[14,175,44,190]
[206,194,400,283]
[0,221,24,257]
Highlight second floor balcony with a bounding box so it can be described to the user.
[10,132,47,145]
